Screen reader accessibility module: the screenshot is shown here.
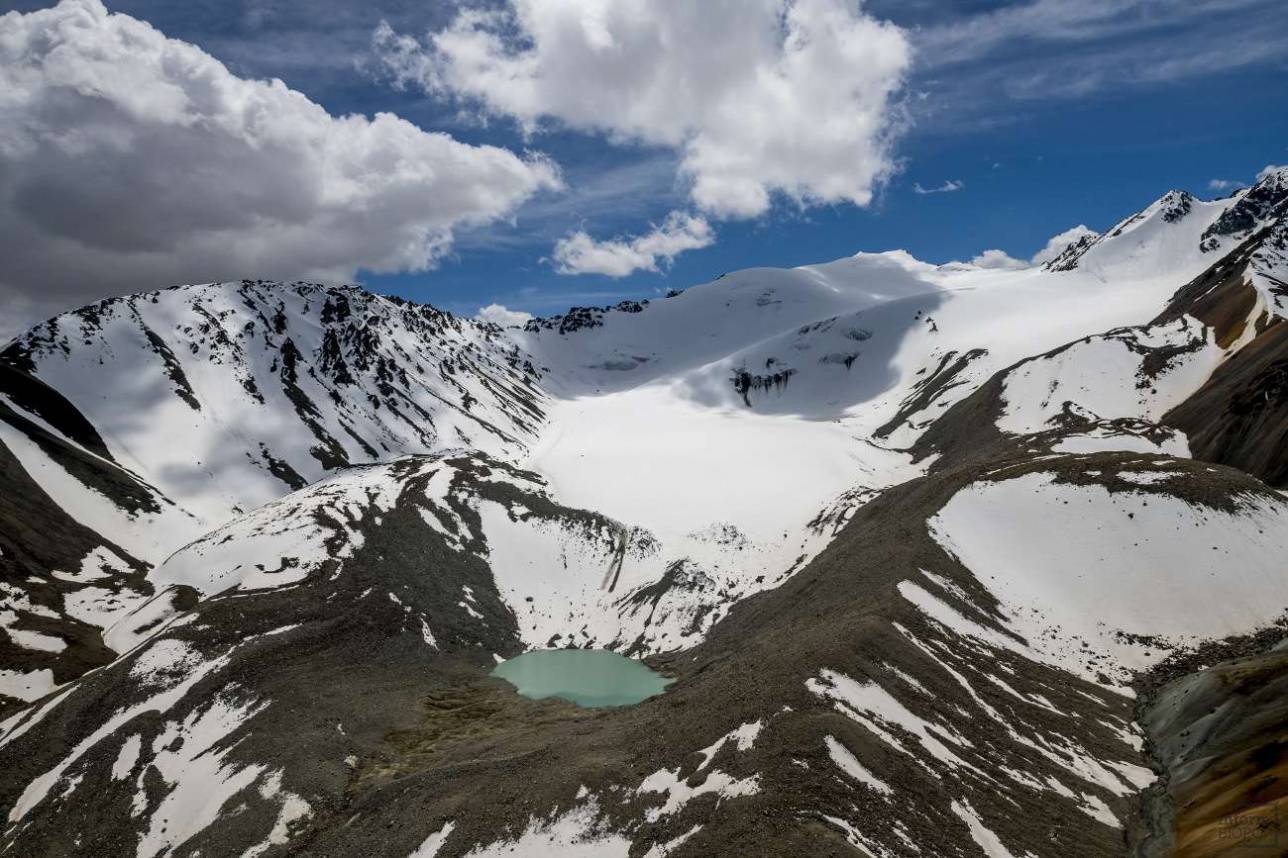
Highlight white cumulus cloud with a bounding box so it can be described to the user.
[374,0,911,221]
[969,249,1027,270]
[957,224,1099,272]
[476,303,534,327]
[551,211,714,278]
[1030,224,1097,265]
[0,0,561,333]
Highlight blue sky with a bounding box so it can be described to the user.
[5,0,1288,325]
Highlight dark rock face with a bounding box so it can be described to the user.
[730,365,796,406]
[1160,191,1195,224]
[1155,221,1288,487]
[524,305,607,335]
[1133,628,1288,857]
[1199,169,1288,253]
[522,299,651,335]
[1165,322,1288,487]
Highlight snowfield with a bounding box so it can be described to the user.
[929,466,1288,682]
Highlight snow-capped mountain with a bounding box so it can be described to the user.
[2,166,1288,857]
[0,281,549,703]
[4,280,546,526]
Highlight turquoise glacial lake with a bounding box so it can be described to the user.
[491,649,673,708]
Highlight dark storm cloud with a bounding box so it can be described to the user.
[0,0,559,340]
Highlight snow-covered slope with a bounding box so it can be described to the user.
[151,451,822,656]
[1248,209,1288,317]
[929,459,1288,683]
[3,281,546,528]
[517,251,945,394]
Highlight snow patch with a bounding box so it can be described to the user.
[929,471,1288,681]
[823,735,892,795]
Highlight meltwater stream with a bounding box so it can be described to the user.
[491,649,672,708]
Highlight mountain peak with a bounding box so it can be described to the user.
[1156,189,1196,222]
[1256,164,1288,190]
[1042,189,1205,273]
[1200,167,1288,252]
